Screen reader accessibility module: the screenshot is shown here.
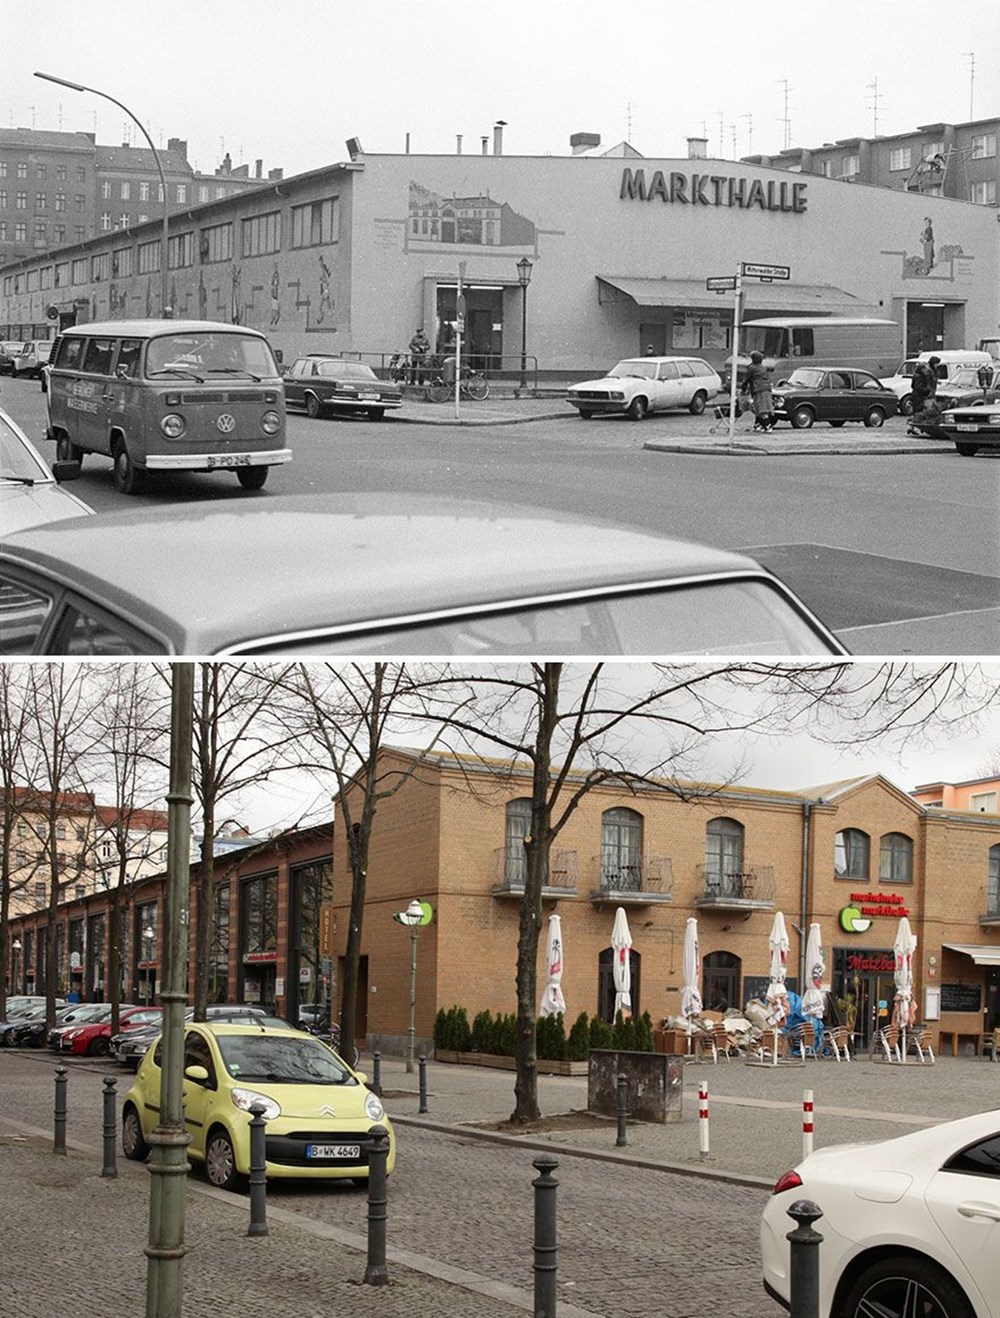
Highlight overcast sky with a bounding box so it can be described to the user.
[6,1,999,179]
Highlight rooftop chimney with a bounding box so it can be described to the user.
[268,167,283,181]
[167,137,188,159]
[687,136,708,159]
[493,120,507,155]
[570,132,601,155]
[456,134,463,155]
[255,159,262,179]
[481,136,489,154]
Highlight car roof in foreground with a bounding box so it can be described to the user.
[2,492,773,653]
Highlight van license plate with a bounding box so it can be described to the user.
[956,424,980,432]
[306,1143,360,1160]
[207,453,252,468]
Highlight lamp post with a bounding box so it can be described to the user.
[35,71,171,317]
[515,256,533,392]
[11,939,21,995]
[393,899,424,1074]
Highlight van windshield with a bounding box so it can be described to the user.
[145,332,276,381]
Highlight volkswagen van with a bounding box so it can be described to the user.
[45,320,290,495]
[723,317,901,389]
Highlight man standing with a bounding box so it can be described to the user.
[408,327,430,385]
[908,354,939,434]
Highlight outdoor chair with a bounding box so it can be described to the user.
[756,1028,789,1062]
[824,1026,852,1061]
[905,1027,935,1064]
[875,1025,901,1062]
[986,1028,1000,1062]
[787,1021,819,1058]
[695,1022,731,1063]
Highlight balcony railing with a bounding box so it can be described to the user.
[695,864,776,907]
[491,846,578,897]
[588,855,674,904]
[979,885,1000,926]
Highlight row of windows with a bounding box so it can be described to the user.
[0,222,86,247]
[888,134,997,171]
[0,162,87,181]
[0,191,87,211]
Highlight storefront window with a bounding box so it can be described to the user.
[879,833,913,883]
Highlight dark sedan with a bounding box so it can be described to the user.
[938,393,1000,456]
[771,367,899,429]
[0,493,847,656]
[283,355,402,420]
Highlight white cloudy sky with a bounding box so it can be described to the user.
[5,1,999,178]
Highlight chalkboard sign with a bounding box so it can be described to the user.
[940,982,982,1013]
[743,975,798,1005]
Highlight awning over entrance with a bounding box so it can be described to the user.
[943,943,1000,966]
[596,276,873,315]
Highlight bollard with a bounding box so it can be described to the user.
[615,1071,628,1148]
[53,1066,68,1156]
[418,1054,428,1113]
[363,1124,391,1285]
[101,1076,118,1178]
[802,1089,814,1160]
[698,1079,709,1162]
[247,1103,269,1236]
[372,1050,382,1097]
[532,1153,559,1318]
[787,1199,824,1318]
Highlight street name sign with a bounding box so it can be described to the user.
[706,275,737,292]
[741,262,791,280]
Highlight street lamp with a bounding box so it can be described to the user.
[515,256,533,392]
[34,71,171,318]
[393,899,425,1074]
[11,939,21,995]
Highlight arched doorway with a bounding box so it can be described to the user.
[702,950,741,1013]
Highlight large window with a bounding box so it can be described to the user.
[91,252,111,282]
[970,181,998,205]
[988,845,1000,915]
[879,832,913,883]
[601,807,643,890]
[113,246,133,278]
[704,817,744,885]
[834,828,870,878]
[291,197,339,248]
[889,147,912,171]
[971,133,997,159]
[241,872,278,955]
[242,211,281,257]
[503,798,532,887]
[137,240,161,274]
[209,882,230,1003]
[167,232,193,269]
[201,222,233,264]
[290,859,333,1024]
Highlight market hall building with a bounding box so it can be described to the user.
[2,136,997,376]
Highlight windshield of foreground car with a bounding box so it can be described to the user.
[782,369,826,389]
[217,1034,357,1084]
[0,414,50,484]
[607,360,657,379]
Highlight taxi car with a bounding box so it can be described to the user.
[1,405,92,537]
[122,1021,394,1190]
[283,355,402,420]
[567,355,722,420]
[771,368,899,428]
[938,393,1000,456]
[0,493,847,656]
[762,1109,1000,1318]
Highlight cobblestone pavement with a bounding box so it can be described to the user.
[2,1048,997,1317]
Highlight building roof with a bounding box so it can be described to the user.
[94,805,169,831]
[95,145,194,176]
[0,128,95,152]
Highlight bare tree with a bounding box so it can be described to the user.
[0,667,35,1018]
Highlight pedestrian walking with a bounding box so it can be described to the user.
[743,350,776,431]
[408,328,430,385]
[908,355,939,434]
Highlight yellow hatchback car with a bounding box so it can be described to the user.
[122,1022,394,1191]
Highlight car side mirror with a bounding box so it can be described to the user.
[51,460,81,483]
[184,1064,209,1083]
[354,1070,368,1084]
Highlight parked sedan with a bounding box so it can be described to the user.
[60,1005,158,1057]
[761,1109,1000,1318]
[122,1022,394,1190]
[938,394,1000,456]
[9,1002,107,1048]
[567,355,722,420]
[0,493,846,656]
[1,405,92,537]
[12,339,55,379]
[0,341,26,375]
[771,368,899,429]
[283,356,402,420]
[111,1003,275,1070]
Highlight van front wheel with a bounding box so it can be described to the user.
[56,434,83,464]
[236,466,268,490]
[112,444,146,495]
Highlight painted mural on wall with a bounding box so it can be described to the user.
[882,216,975,280]
[406,181,536,252]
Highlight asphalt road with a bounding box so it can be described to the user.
[5,376,998,654]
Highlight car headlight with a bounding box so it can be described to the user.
[230,1087,281,1121]
[261,410,281,435]
[65,1029,81,1041]
[774,395,785,408]
[161,413,186,438]
[608,391,624,401]
[365,1092,385,1121]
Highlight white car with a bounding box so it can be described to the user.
[13,339,56,379]
[0,405,92,536]
[567,355,722,421]
[761,1109,1000,1318]
[879,350,993,416]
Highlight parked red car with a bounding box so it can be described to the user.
[59,1005,161,1057]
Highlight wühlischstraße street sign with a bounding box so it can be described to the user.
[741,262,791,280]
[706,276,738,291]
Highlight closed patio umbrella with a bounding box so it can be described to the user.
[680,917,702,1052]
[800,923,826,1020]
[765,911,791,1064]
[539,913,566,1018]
[892,915,917,1063]
[611,906,633,1019]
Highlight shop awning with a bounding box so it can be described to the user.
[596,276,873,315]
[943,943,1000,966]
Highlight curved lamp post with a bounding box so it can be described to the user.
[11,938,21,995]
[34,71,171,317]
[393,899,424,1073]
[515,256,533,392]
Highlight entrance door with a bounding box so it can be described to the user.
[703,951,740,1013]
[906,302,944,355]
[640,324,667,356]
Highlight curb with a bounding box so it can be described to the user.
[389,408,572,427]
[642,438,948,457]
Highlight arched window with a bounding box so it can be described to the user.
[703,950,741,1014]
[705,818,744,894]
[834,829,870,879]
[989,844,1000,913]
[601,807,643,890]
[879,832,913,884]
[503,798,532,886]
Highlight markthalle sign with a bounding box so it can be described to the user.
[620,168,808,213]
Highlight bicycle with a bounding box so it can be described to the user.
[425,365,490,404]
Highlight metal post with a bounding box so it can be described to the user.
[53,1065,68,1155]
[418,1054,428,1113]
[616,1071,628,1147]
[698,1079,710,1161]
[363,1124,391,1286]
[728,266,744,441]
[519,281,528,391]
[102,1075,118,1178]
[372,1050,382,1097]
[532,1153,559,1318]
[802,1089,814,1160]
[787,1199,824,1318]
[247,1103,268,1237]
[406,926,418,1074]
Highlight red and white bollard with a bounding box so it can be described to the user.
[802,1088,814,1160]
[698,1080,710,1161]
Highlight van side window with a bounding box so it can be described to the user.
[57,336,85,370]
[81,337,117,375]
[116,339,143,378]
[791,329,815,358]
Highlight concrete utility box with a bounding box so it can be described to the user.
[587,1049,684,1124]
